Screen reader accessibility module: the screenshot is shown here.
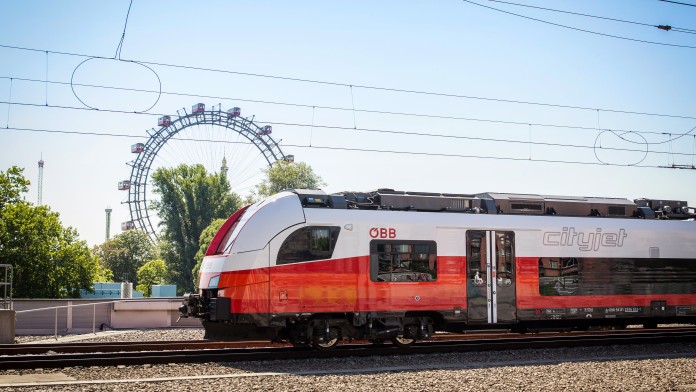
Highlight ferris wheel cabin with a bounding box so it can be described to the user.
[259,125,272,135]
[227,107,241,118]
[121,221,136,230]
[131,143,145,153]
[158,116,171,126]
[192,103,205,114]
[117,180,131,191]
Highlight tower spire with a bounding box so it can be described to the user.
[221,155,229,176]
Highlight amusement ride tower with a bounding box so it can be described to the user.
[37,157,44,206]
[105,208,113,241]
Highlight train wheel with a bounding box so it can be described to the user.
[312,337,339,350]
[391,336,416,348]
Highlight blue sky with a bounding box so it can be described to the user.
[1,0,695,247]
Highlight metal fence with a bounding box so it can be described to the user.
[15,300,115,339]
[0,264,12,310]
[13,298,200,339]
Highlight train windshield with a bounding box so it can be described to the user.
[219,192,300,254]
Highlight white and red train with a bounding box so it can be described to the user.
[180,189,696,349]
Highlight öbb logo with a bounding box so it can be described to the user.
[369,227,396,238]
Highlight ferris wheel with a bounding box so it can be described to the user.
[118,103,291,243]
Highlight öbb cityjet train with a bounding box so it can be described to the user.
[179,189,696,349]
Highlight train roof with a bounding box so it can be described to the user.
[288,189,696,220]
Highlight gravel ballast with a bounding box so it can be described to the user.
[4,329,696,391]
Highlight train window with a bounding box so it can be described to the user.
[539,257,579,296]
[496,232,514,283]
[277,226,340,265]
[369,240,437,282]
[466,231,486,287]
[466,231,515,288]
[538,257,696,296]
[221,219,243,254]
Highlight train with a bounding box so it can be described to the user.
[179,188,696,349]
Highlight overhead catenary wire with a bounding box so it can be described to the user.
[486,0,696,34]
[659,0,696,7]
[461,0,696,49]
[114,0,134,59]
[3,77,696,136]
[2,100,694,158]
[1,43,693,171]
[3,125,695,164]
[1,43,695,120]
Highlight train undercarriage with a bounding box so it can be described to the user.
[180,292,696,349]
[180,292,437,349]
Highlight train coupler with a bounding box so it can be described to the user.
[179,293,205,319]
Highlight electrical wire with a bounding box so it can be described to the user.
[69,58,162,113]
[461,0,696,49]
[3,126,694,169]
[114,0,134,59]
[2,100,694,157]
[659,0,696,7]
[487,0,696,34]
[3,77,696,136]
[2,99,694,160]
[1,43,695,120]
[260,119,695,158]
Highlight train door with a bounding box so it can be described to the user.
[466,231,516,324]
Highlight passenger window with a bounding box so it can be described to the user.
[467,231,486,287]
[277,226,340,265]
[370,240,437,282]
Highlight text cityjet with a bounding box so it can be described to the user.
[543,227,628,251]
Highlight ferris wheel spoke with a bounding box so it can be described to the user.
[125,105,286,242]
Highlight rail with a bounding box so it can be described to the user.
[2,327,696,370]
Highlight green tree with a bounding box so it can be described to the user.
[191,218,227,289]
[92,256,114,282]
[92,230,156,288]
[0,166,30,209]
[152,164,241,292]
[136,259,168,297]
[0,166,98,298]
[254,160,325,199]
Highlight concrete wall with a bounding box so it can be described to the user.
[13,298,200,335]
[0,310,15,343]
[111,299,200,329]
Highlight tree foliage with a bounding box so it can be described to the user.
[0,166,30,209]
[92,230,156,287]
[93,258,114,283]
[0,166,98,298]
[254,160,325,199]
[151,164,241,292]
[192,218,227,289]
[136,259,168,297]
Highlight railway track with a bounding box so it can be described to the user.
[2,327,696,370]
